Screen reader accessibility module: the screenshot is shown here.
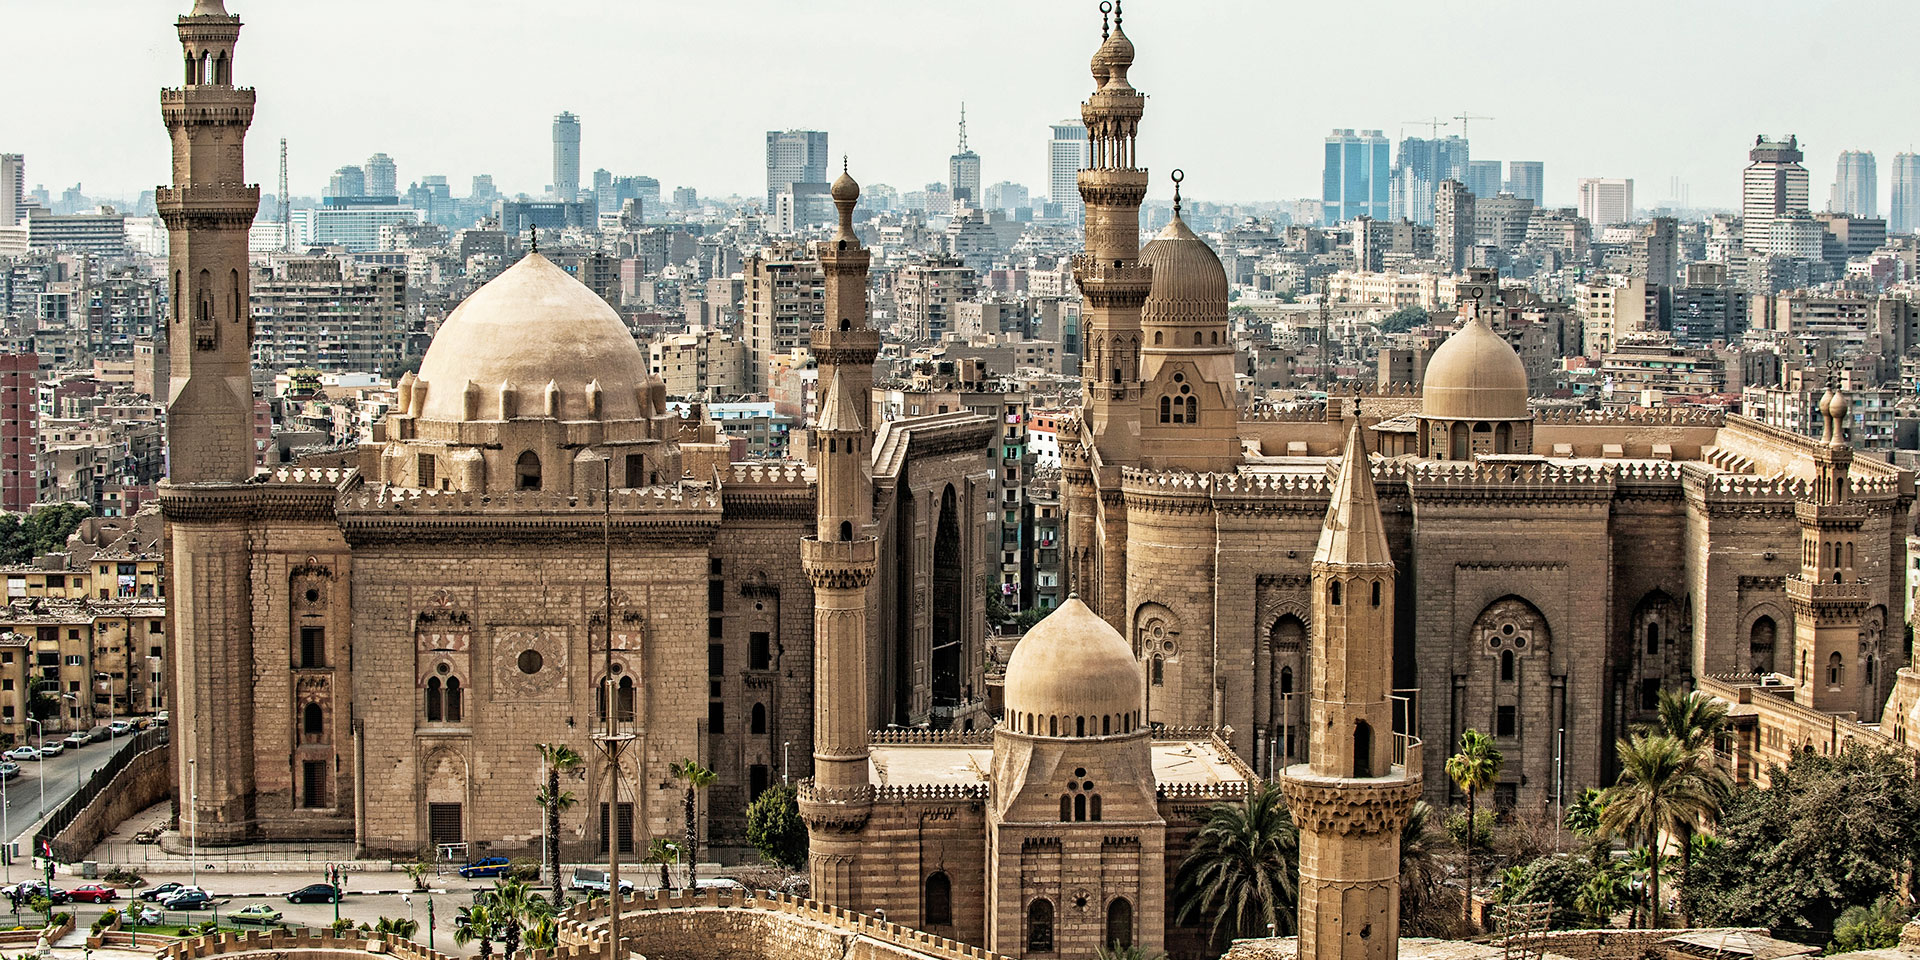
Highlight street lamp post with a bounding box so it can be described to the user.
[187,757,196,888]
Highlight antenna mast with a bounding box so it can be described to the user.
[278,138,291,252]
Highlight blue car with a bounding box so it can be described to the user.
[458,857,511,879]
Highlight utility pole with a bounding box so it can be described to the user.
[590,455,634,960]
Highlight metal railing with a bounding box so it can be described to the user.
[36,726,167,859]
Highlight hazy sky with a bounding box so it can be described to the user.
[13,0,1920,213]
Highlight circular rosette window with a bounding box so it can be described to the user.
[494,629,567,700]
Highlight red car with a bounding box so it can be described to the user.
[70,885,117,903]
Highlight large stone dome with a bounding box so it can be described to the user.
[1003,597,1143,738]
[1140,214,1228,329]
[1421,308,1530,421]
[415,253,646,422]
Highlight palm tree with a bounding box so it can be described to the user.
[452,901,496,960]
[1598,733,1728,928]
[644,837,679,891]
[1445,729,1504,929]
[373,917,420,942]
[522,916,558,952]
[1172,780,1299,949]
[1399,800,1461,937]
[489,877,548,958]
[670,759,717,888]
[537,742,584,899]
[1643,688,1730,902]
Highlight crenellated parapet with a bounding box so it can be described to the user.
[1535,406,1728,426]
[1242,402,1329,423]
[869,727,994,746]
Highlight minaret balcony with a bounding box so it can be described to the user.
[801,536,877,590]
[1785,575,1867,607]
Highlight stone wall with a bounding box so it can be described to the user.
[49,740,170,861]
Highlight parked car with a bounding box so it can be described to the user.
[60,733,88,749]
[107,721,133,737]
[286,884,339,904]
[4,747,36,762]
[569,868,634,894]
[458,857,511,879]
[0,762,18,780]
[36,742,62,757]
[140,882,186,902]
[162,888,212,910]
[8,882,69,905]
[231,904,282,926]
[85,727,111,743]
[70,884,118,904]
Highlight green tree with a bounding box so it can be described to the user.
[451,901,496,960]
[1598,733,1727,929]
[1172,781,1299,949]
[671,758,717,888]
[1496,855,1598,929]
[402,860,432,892]
[1445,729,1504,928]
[644,837,680,891]
[1575,861,1632,925]
[1563,787,1607,839]
[1378,306,1430,333]
[537,742,583,899]
[373,917,419,942]
[1830,897,1908,954]
[1399,800,1463,938]
[1684,743,1920,932]
[523,916,559,952]
[745,783,808,871]
[1643,688,1729,913]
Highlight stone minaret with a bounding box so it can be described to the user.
[1790,387,1867,712]
[157,0,263,845]
[1068,1,1151,621]
[797,170,879,906]
[812,160,878,423]
[1283,424,1421,960]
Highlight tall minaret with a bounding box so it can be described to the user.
[797,170,879,906]
[157,0,262,845]
[812,161,878,424]
[1789,386,1867,712]
[1073,0,1151,467]
[1283,424,1421,960]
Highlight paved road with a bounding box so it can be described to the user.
[0,733,146,851]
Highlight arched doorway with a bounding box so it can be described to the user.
[1105,897,1133,949]
[930,485,963,705]
[1749,616,1777,674]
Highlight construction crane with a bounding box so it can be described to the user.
[1404,117,1452,140]
[1453,112,1495,138]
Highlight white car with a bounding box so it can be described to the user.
[3,747,36,762]
[36,742,62,758]
[107,721,133,737]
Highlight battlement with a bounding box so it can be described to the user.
[264,466,354,487]
[340,484,721,514]
[869,728,994,745]
[1156,780,1250,801]
[877,782,991,801]
[1241,402,1328,423]
[545,887,1015,960]
[1409,459,1615,491]
[159,929,457,960]
[726,462,810,487]
[1535,406,1727,426]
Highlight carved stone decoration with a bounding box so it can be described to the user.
[1280,775,1421,836]
[493,628,568,700]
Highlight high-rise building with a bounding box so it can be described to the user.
[1577,177,1634,226]
[552,112,580,202]
[764,129,829,214]
[0,155,22,227]
[1322,129,1389,223]
[1631,216,1679,289]
[1048,120,1088,225]
[1505,160,1545,206]
[1742,135,1809,254]
[985,181,1029,213]
[1465,160,1503,200]
[1434,179,1474,272]
[363,152,396,199]
[0,353,35,513]
[1388,136,1468,224]
[325,165,364,199]
[1892,153,1920,235]
[469,174,498,202]
[1830,150,1877,219]
[743,245,824,392]
[948,105,981,210]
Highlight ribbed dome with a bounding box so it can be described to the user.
[1003,598,1142,737]
[415,253,645,422]
[1140,215,1228,327]
[1422,309,1530,421]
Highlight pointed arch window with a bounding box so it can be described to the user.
[924,872,953,926]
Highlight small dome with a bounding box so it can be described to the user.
[1421,308,1530,421]
[1140,214,1228,328]
[187,0,229,15]
[415,253,646,422]
[1003,598,1142,737]
[1100,26,1136,73]
[831,168,859,203]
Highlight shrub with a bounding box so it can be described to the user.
[102,868,144,887]
[508,857,541,882]
[1831,898,1908,954]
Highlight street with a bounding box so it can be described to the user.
[0,734,144,859]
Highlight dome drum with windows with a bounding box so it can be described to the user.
[1417,301,1534,459]
[1000,597,1144,739]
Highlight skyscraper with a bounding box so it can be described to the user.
[1048,120,1089,225]
[1434,179,1474,272]
[1322,129,1389,223]
[1465,160,1503,200]
[764,129,829,214]
[325,165,365,199]
[1577,177,1634,226]
[363,152,396,198]
[1742,135,1809,253]
[1892,153,1920,235]
[949,105,981,211]
[0,154,22,227]
[1388,136,1468,225]
[1830,150,1876,219]
[552,112,580,202]
[1505,161,1545,206]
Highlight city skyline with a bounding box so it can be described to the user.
[13,0,1920,213]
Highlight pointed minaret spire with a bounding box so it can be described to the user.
[1314,421,1391,568]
